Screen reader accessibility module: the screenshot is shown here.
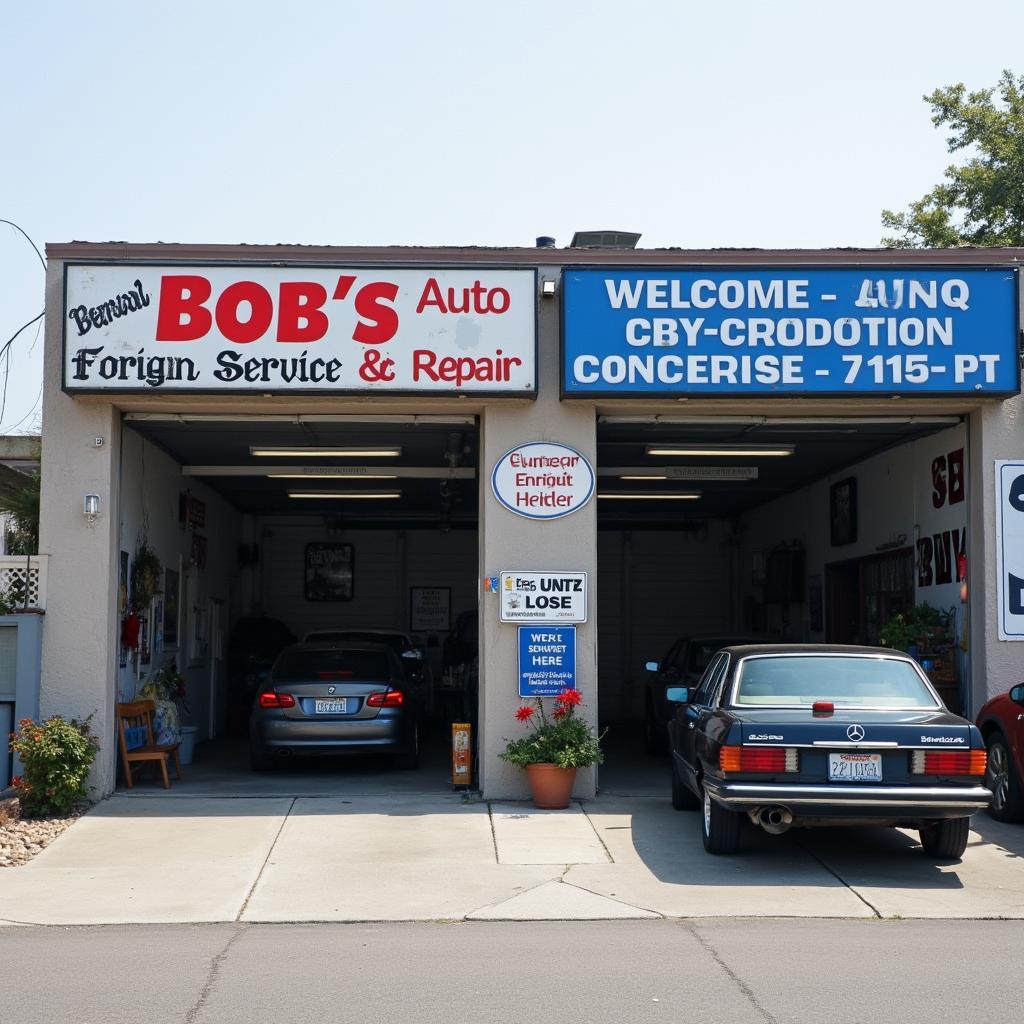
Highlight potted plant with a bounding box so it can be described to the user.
[500,688,604,809]
[130,541,162,609]
[878,602,941,654]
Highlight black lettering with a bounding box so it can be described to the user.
[134,279,151,307]
[934,531,953,585]
[1009,473,1024,513]
[1010,573,1024,616]
[917,537,934,587]
[214,350,243,382]
[952,528,967,580]
[72,346,102,379]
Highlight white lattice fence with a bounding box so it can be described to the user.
[0,555,47,609]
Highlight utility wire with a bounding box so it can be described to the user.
[0,219,46,272]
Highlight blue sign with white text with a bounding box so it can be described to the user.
[562,268,1019,396]
[518,626,577,697]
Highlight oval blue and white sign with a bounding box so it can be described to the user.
[491,441,595,520]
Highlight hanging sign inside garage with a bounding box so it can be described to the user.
[562,267,1019,396]
[518,625,577,697]
[996,460,1024,639]
[491,441,595,520]
[61,264,536,395]
[499,571,587,622]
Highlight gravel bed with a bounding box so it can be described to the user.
[0,804,89,867]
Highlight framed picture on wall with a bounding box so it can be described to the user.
[410,586,451,632]
[830,477,858,546]
[304,542,355,602]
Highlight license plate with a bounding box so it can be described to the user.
[314,698,348,714]
[828,752,882,782]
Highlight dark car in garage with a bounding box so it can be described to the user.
[976,682,1024,821]
[250,641,421,771]
[667,644,990,858]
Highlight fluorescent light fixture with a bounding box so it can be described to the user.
[250,446,402,458]
[268,473,397,480]
[287,490,402,500]
[598,492,701,500]
[620,475,668,481]
[645,444,794,457]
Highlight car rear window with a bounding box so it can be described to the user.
[273,650,392,683]
[733,655,939,708]
[306,631,408,655]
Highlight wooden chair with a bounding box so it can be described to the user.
[116,700,183,789]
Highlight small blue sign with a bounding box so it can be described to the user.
[518,625,576,697]
[562,267,1019,396]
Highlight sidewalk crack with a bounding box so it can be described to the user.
[486,802,499,864]
[235,796,295,922]
[183,924,247,1024]
[794,835,883,918]
[685,922,778,1023]
[576,800,615,863]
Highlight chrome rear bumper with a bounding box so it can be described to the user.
[706,781,991,811]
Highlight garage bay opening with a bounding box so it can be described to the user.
[595,415,972,791]
[116,414,480,793]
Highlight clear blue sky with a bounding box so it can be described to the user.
[2,0,1022,432]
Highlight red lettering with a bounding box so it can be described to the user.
[413,350,438,381]
[353,282,399,344]
[215,281,273,344]
[277,282,328,342]
[948,448,965,504]
[416,278,445,314]
[155,275,212,341]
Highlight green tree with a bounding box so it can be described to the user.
[882,70,1024,248]
[0,469,39,555]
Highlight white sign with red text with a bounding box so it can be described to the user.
[62,264,536,393]
[490,441,595,520]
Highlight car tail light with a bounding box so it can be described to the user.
[366,690,404,708]
[911,749,987,775]
[720,746,798,772]
[258,691,296,709]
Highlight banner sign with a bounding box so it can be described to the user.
[491,441,595,520]
[518,625,577,697]
[562,268,1019,396]
[62,264,536,394]
[499,570,587,622]
[996,460,1024,640]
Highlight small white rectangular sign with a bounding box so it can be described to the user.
[62,264,536,394]
[499,570,587,623]
[996,460,1024,640]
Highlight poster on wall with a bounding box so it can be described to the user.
[62,264,537,395]
[118,550,129,668]
[996,460,1024,640]
[830,478,857,546]
[305,542,354,602]
[138,606,151,667]
[410,587,451,632]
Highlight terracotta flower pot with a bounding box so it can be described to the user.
[525,763,577,809]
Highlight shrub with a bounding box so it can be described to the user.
[8,715,100,817]
[500,689,605,770]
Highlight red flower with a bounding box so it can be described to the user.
[552,707,567,720]
[556,688,582,707]
[515,705,536,722]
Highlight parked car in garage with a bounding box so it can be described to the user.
[667,644,990,858]
[976,683,1024,821]
[303,627,432,688]
[643,635,765,753]
[250,641,421,771]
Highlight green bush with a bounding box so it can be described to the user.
[8,715,99,817]
[500,689,605,770]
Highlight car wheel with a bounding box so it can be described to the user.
[396,725,420,771]
[671,755,699,810]
[985,731,1024,822]
[644,697,666,755]
[249,748,275,772]
[918,817,970,860]
[701,788,742,854]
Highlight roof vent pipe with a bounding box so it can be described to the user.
[535,236,557,248]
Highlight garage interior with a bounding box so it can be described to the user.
[117,413,481,788]
[593,414,971,789]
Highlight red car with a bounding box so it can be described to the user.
[976,684,1024,821]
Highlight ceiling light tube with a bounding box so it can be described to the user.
[250,446,402,458]
[287,491,402,500]
[619,475,668,481]
[268,473,398,480]
[645,444,794,457]
[598,492,701,500]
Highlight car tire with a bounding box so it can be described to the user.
[249,748,275,772]
[918,816,970,860]
[701,788,742,854]
[396,725,420,771]
[644,696,667,755]
[671,755,699,810]
[985,731,1024,822]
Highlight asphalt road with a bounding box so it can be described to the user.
[1,918,1017,1023]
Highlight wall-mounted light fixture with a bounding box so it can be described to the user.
[541,278,557,297]
[84,494,101,523]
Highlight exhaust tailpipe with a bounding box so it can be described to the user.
[758,806,793,835]
[277,747,293,759]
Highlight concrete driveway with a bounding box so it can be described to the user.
[2,791,1024,926]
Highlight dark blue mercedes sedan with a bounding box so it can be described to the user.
[667,645,991,858]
